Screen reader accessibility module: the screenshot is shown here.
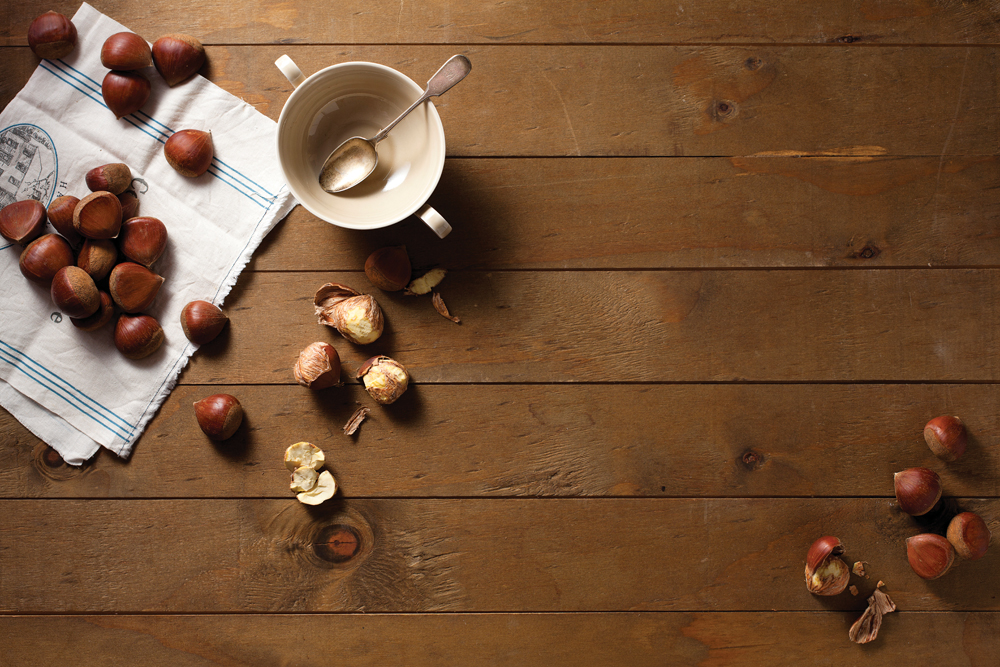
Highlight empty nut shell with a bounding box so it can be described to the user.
[906,533,955,580]
[71,291,114,332]
[19,233,75,284]
[193,393,243,440]
[51,266,100,319]
[152,34,206,86]
[47,195,81,246]
[85,163,133,195]
[109,262,164,313]
[164,129,213,177]
[115,313,164,359]
[293,342,342,389]
[102,70,151,119]
[365,246,411,291]
[73,191,122,239]
[0,199,47,245]
[118,216,167,266]
[357,355,409,405]
[180,300,229,345]
[947,512,991,561]
[27,11,77,60]
[100,32,152,70]
[77,239,118,281]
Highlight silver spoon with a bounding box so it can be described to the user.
[319,54,472,194]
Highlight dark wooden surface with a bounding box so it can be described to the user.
[2,1,999,664]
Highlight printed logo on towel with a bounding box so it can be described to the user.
[0,124,58,208]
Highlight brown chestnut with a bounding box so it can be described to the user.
[86,163,132,195]
[47,195,81,246]
[164,129,213,177]
[365,245,411,292]
[114,313,164,359]
[180,300,229,345]
[73,191,122,239]
[71,291,114,332]
[947,512,991,561]
[193,394,243,440]
[109,262,164,313]
[102,70,151,119]
[77,239,118,281]
[117,191,140,221]
[906,533,955,580]
[118,216,167,267]
[27,11,77,60]
[152,34,206,87]
[19,233,75,284]
[0,199,47,245]
[804,535,850,596]
[51,266,100,319]
[100,32,152,70]
[923,415,967,462]
[294,342,342,390]
[893,467,942,516]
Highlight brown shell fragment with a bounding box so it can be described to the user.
[343,406,370,435]
[432,291,460,323]
[848,585,896,644]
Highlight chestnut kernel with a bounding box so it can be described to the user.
[0,199,47,245]
[294,342,342,390]
[85,163,132,195]
[804,535,850,596]
[906,533,954,580]
[923,415,967,462]
[180,300,229,345]
[893,467,942,516]
[47,195,81,245]
[947,512,991,561]
[71,291,114,332]
[164,129,213,177]
[314,283,384,345]
[152,34,206,86]
[114,313,164,360]
[102,70,151,119]
[100,32,152,70]
[365,245,411,292]
[27,11,77,60]
[193,394,243,441]
[109,262,164,313]
[19,233,74,284]
[118,216,167,267]
[357,355,409,405]
[51,266,100,319]
[73,191,122,239]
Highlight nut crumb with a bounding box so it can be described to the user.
[849,585,859,596]
[852,561,867,577]
[343,406,370,435]
[405,267,446,295]
[432,292,460,323]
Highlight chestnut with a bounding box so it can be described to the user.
[85,163,132,195]
[947,512,991,561]
[804,535,850,596]
[100,32,152,71]
[73,191,122,239]
[102,70,151,119]
[164,129,213,177]
[27,11,77,60]
[47,195,81,246]
[357,355,409,405]
[109,262,164,313]
[77,239,117,281]
[193,394,243,440]
[293,342,342,390]
[923,415,967,462]
[314,283,384,345]
[893,467,941,516]
[152,34,206,86]
[114,313,164,359]
[118,216,167,267]
[365,246,411,291]
[180,300,229,345]
[0,199,47,245]
[117,191,140,220]
[50,266,100,319]
[906,533,955,580]
[19,233,74,284]
[71,291,114,332]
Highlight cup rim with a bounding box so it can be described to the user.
[275,61,446,230]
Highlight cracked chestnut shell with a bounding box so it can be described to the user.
[314,283,384,345]
[293,342,342,390]
[804,535,850,596]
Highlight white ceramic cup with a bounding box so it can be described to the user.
[275,56,451,238]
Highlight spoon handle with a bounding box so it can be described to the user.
[372,55,472,145]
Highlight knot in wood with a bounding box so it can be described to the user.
[836,34,862,43]
[744,57,763,71]
[43,446,64,468]
[712,100,737,121]
[314,524,361,563]
[740,449,765,471]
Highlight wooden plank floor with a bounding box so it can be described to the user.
[2,1,999,664]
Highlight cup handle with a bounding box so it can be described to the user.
[417,204,452,238]
[275,55,306,88]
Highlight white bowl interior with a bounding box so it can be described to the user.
[277,62,445,228]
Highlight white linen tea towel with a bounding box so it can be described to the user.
[0,3,296,464]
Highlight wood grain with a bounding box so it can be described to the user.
[5,0,1000,45]
[4,45,999,157]
[2,498,997,612]
[250,156,1000,271]
[179,269,1000,384]
[1,612,998,666]
[3,384,1000,499]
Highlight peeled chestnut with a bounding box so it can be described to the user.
[804,535,850,596]
[51,266,100,319]
[27,11,77,60]
[0,199,47,245]
[109,262,164,313]
[118,216,167,266]
[357,355,409,405]
[73,191,122,239]
[47,195,81,245]
[947,512,991,561]
[71,291,114,331]
[101,32,152,70]
[923,415,967,462]
[906,533,955,580]
[164,129,213,177]
[293,342,342,390]
[86,163,132,195]
[893,467,942,516]
[19,233,74,284]
[102,70,151,119]
[152,34,206,86]
[180,300,229,345]
[77,239,117,281]
[114,313,164,359]
[314,283,384,345]
[365,246,411,291]
[193,394,243,440]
